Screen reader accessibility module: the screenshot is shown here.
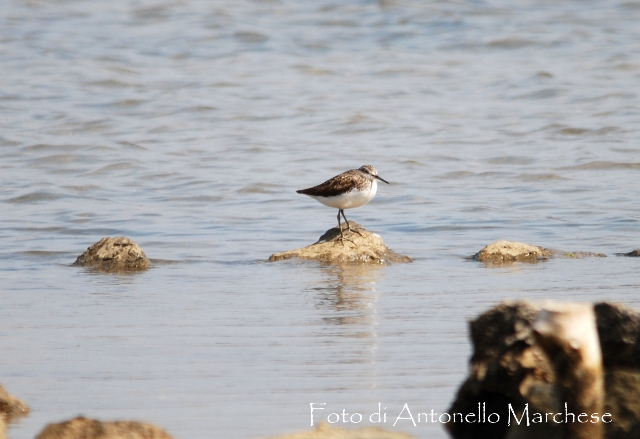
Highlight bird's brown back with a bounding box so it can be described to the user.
[296,169,369,197]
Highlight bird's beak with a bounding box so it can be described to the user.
[375,175,389,184]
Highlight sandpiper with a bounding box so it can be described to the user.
[296,165,389,242]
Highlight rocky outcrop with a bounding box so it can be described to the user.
[472,240,605,264]
[269,222,411,264]
[446,301,640,439]
[35,417,173,439]
[621,250,640,257]
[73,237,149,271]
[266,422,414,439]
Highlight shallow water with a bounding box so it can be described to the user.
[2,0,640,438]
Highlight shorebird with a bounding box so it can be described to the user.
[296,165,389,242]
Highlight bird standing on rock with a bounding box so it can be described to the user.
[296,165,389,242]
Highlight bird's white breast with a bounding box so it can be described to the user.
[309,179,377,209]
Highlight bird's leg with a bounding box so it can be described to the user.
[335,210,356,246]
[341,210,364,237]
[336,210,345,245]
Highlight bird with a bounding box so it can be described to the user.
[296,165,389,242]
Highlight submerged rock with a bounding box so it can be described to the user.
[269,222,411,264]
[472,240,605,264]
[446,301,640,439]
[73,237,150,271]
[266,422,414,439]
[35,417,173,439]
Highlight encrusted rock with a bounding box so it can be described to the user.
[269,222,411,264]
[446,301,640,439]
[266,422,414,439]
[35,417,173,439]
[73,237,149,271]
[472,240,605,264]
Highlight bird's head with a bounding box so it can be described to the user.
[358,165,389,184]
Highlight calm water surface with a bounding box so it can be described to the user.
[2,1,640,438]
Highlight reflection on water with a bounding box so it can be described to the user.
[315,263,383,332]
[313,263,384,394]
[315,264,383,311]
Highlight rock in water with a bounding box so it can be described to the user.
[73,237,150,271]
[0,384,30,421]
[0,384,29,439]
[473,240,551,263]
[472,240,606,264]
[266,422,415,439]
[36,417,173,439]
[269,222,411,264]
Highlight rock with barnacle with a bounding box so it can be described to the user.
[73,237,150,271]
[269,222,411,264]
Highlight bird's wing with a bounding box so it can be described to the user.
[296,170,358,197]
